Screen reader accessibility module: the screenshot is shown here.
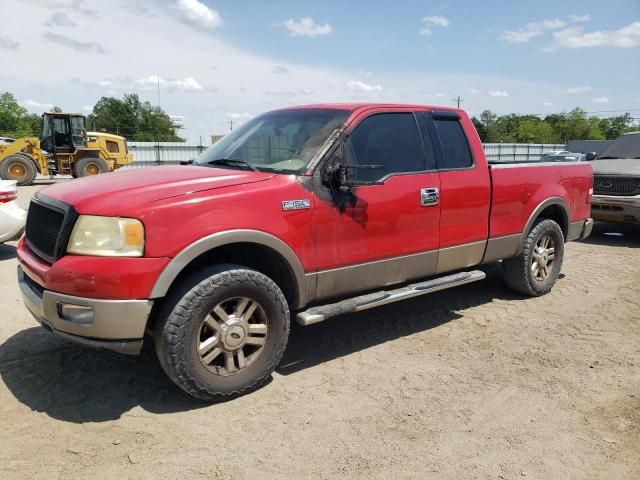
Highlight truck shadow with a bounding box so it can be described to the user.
[579,222,639,248]
[278,264,523,375]
[0,244,17,261]
[0,264,528,423]
[0,328,207,423]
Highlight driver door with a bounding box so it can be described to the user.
[312,110,441,301]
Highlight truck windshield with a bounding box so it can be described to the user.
[197,109,349,173]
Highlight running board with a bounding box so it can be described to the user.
[296,270,486,326]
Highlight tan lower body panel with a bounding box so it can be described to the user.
[314,250,438,302]
[482,234,522,263]
[435,241,487,274]
[312,240,496,302]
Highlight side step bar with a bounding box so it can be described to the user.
[296,270,486,326]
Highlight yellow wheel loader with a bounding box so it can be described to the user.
[0,112,133,186]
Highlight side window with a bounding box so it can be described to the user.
[345,113,426,182]
[433,119,473,170]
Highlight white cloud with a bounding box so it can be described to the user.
[345,80,383,92]
[567,86,591,94]
[176,0,222,29]
[420,15,449,36]
[569,14,591,23]
[135,75,204,92]
[82,105,92,112]
[467,88,479,94]
[423,16,449,27]
[0,35,19,50]
[501,14,596,44]
[545,21,640,51]
[45,11,76,27]
[592,96,610,104]
[225,112,253,121]
[21,99,54,112]
[357,70,372,78]
[488,90,509,97]
[271,65,290,74]
[543,101,553,106]
[280,18,332,38]
[427,92,446,98]
[98,80,112,87]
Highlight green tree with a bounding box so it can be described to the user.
[479,110,498,142]
[471,116,488,142]
[515,118,558,143]
[91,93,183,141]
[599,114,634,139]
[0,92,35,137]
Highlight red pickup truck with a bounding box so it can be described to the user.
[17,104,593,401]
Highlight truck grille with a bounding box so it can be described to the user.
[25,196,76,262]
[593,176,640,196]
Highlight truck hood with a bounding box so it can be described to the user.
[40,166,274,214]
[590,158,640,176]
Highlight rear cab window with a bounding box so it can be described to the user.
[426,112,474,170]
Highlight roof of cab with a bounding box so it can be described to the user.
[276,103,464,113]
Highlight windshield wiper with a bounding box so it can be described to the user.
[207,158,259,172]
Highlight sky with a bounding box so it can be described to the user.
[1,0,639,142]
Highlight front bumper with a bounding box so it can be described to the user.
[591,194,640,224]
[18,266,152,355]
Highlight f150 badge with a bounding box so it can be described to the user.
[282,199,310,211]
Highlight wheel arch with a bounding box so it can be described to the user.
[149,230,312,310]
[518,197,569,253]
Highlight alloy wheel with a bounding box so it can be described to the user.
[196,296,269,376]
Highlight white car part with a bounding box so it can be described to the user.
[0,180,26,243]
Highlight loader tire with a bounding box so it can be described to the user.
[0,154,37,186]
[74,157,108,178]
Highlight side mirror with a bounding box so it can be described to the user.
[323,155,350,192]
[585,152,597,161]
[180,159,195,165]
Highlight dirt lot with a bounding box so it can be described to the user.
[1,183,638,480]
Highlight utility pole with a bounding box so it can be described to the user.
[453,96,463,109]
[229,120,233,132]
[156,74,161,109]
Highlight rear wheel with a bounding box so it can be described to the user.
[503,218,565,296]
[74,157,108,178]
[154,265,290,402]
[0,154,37,186]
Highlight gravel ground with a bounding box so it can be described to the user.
[1,183,638,480]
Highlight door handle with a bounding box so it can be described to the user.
[421,187,439,206]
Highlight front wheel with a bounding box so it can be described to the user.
[503,218,565,296]
[154,265,290,401]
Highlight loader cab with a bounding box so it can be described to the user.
[40,113,87,153]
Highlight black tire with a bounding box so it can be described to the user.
[154,264,290,402]
[503,218,565,296]
[0,154,38,186]
[74,157,108,178]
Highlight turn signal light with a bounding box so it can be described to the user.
[0,191,17,204]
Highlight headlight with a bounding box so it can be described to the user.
[67,215,144,257]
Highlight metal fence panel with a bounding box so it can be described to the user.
[483,143,566,163]
[126,142,568,166]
